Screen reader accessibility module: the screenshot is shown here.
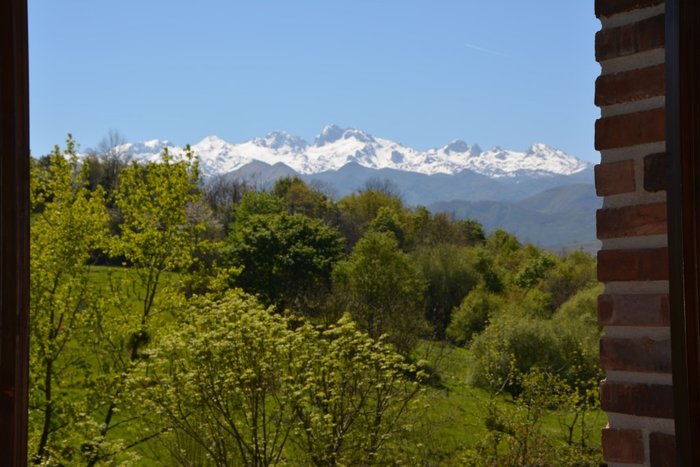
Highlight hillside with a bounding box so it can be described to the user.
[429,184,601,251]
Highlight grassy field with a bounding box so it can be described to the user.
[85,266,605,465]
[407,341,606,464]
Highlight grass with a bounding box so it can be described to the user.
[407,340,606,465]
[80,267,606,465]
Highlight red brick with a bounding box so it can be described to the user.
[595,108,666,150]
[595,64,665,106]
[595,0,664,18]
[601,381,674,418]
[600,336,672,373]
[602,428,645,463]
[598,294,670,326]
[596,14,665,61]
[644,152,667,192]
[597,247,669,281]
[597,202,667,239]
[595,160,636,195]
[650,433,676,467]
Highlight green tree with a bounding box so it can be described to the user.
[141,291,296,466]
[457,218,486,245]
[139,293,424,467]
[29,138,109,464]
[412,244,479,338]
[514,253,556,290]
[227,212,345,312]
[232,191,284,223]
[203,174,254,231]
[84,147,208,465]
[337,189,405,248]
[462,369,603,466]
[271,176,337,221]
[446,285,503,346]
[289,315,424,466]
[469,285,602,395]
[540,251,597,313]
[332,231,427,354]
[550,284,603,386]
[469,314,563,394]
[368,206,406,246]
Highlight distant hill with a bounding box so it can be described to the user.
[216,160,594,206]
[429,184,601,251]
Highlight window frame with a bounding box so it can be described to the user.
[0,0,30,464]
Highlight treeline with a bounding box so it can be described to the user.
[30,137,602,466]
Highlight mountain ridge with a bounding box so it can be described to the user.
[110,125,592,180]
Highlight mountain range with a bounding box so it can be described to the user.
[114,124,591,179]
[109,125,600,251]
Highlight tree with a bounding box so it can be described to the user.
[139,293,424,467]
[468,285,602,395]
[288,315,424,466]
[457,218,486,245]
[362,177,403,200]
[203,174,254,231]
[84,147,208,465]
[227,212,345,313]
[83,129,130,194]
[271,176,337,221]
[540,251,597,313]
[141,291,297,466]
[415,212,462,246]
[412,244,479,338]
[446,286,503,346]
[332,231,428,354]
[337,189,405,248]
[462,369,603,466]
[368,206,406,246]
[486,229,521,257]
[29,137,109,464]
[405,209,486,249]
[232,191,284,223]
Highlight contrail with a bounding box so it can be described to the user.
[464,43,510,58]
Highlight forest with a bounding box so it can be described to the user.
[29,137,604,466]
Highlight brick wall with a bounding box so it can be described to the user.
[594,1,674,466]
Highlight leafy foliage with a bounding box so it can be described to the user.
[413,244,479,339]
[461,369,603,466]
[227,212,345,312]
[82,147,210,465]
[332,231,428,354]
[29,137,109,464]
[446,286,503,346]
[142,292,296,466]
[140,292,424,466]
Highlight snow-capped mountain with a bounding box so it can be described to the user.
[112,125,591,179]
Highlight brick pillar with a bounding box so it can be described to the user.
[594,1,674,466]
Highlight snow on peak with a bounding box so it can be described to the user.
[255,131,308,151]
[113,125,591,178]
[528,142,550,154]
[315,124,344,146]
[196,135,229,149]
[341,128,375,144]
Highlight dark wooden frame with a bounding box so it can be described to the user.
[666,0,700,465]
[0,0,30,465]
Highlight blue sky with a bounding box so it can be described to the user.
[29,1,601,161]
